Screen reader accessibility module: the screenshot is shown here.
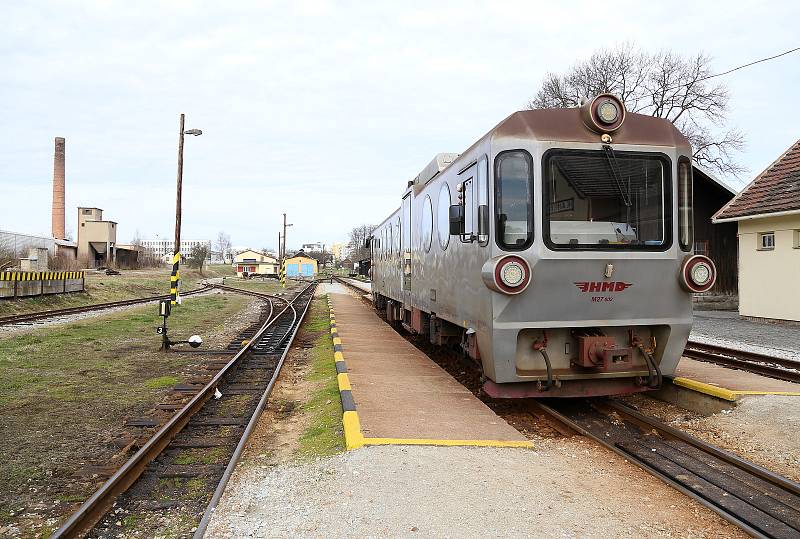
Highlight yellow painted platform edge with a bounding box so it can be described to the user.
[327,295,366,450]
[362,437,534,448]
[672,377,800,400]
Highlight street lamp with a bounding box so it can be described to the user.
[170,114,203,306]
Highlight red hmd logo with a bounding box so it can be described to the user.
[575,281,633,293]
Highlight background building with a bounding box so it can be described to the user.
[713,138,800,322]
[330,242,345,262]
[285,252,317,277]
[140,238,214,262]
[233,249,278,277]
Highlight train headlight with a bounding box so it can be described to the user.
[690,263,711,286]
[597,100,619,124]
[680,255,717,293]
[580,93,626,133]
[482,255,532,295]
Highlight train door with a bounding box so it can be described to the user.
[401,193,412,303]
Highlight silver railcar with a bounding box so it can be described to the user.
[370,95,717,398]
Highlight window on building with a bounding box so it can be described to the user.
[758,232,775,250]
[794,230,800,249]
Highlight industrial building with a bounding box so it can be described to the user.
[76,207,139,267]
[714,138,800,322]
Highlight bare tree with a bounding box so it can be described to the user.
[348,224,376,262]
[528,43,745,176]
[215,231,232,262]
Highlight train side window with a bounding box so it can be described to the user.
[437,183,451,250]
[477,155,489,245]
[495,150,533,250]
[421,195,433,252]
[678,157,693,252]
[396,219,401,256]
[463,177,475,236]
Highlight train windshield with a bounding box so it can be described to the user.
[543,150,670,250]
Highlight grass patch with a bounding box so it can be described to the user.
[0,292,252,534]
[0,264,234,318]
[144,375,179,389]
[297,296,344,457]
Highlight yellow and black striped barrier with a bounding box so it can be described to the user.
[0,271,85,281]
[170,252,180,305]
[279,259,286,288]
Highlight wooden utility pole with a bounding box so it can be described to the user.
[278,232,282,260]
[171,114,186,305]
[282,213,293,262]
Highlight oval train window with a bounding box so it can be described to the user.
[437,183,451,250]
[421,195,433,252]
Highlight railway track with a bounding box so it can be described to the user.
[0,284,212,327]
[52,281,316,538]
[531,398,800,539]
[684,341,800,384]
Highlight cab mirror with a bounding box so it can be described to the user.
[449,205,464,235]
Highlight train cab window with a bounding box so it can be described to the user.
[678,157,693,251]
[437,183,451,250]
[421,195,433,252]
[495,150,534,250]
[543,149,670,251]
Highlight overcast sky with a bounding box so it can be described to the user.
[1,1,798,251]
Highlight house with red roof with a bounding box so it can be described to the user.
[713,139,800,322]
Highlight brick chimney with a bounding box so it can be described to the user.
[52,137,66,240]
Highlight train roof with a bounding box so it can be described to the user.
[491,108,690,148]
[407,108,691,188]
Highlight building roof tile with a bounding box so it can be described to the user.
[714,138,800,221]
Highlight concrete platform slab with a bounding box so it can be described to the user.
[670,358,800,402]
[327,289,531,449]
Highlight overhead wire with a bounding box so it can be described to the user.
[659,46,800,94]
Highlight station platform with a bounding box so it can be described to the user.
[325,286,532,450]
[670,358,800,402]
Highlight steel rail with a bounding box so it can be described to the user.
[0,284,212,326]
[532,399,800,539]
[193,283,316,538]
[51,282,313,538]
[684,341,800,384]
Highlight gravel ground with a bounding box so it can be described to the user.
[628,394,800,482]
[691,311,800,359]
[206,442,744,538]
